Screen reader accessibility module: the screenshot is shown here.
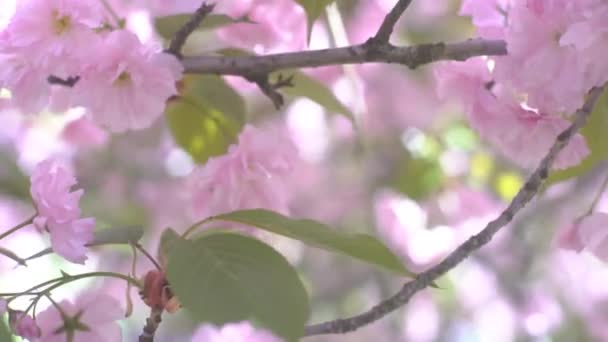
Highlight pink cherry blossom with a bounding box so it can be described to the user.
[36,292,123,342]
[74,30,183,132]
[187,124,298,220]
[4,0,103,73]
[48,217,95,264]
[0,0,103,113]
[30,158,95,263]
[9,311,41,340]
[491,97,589,170]
[31,158,83,226]
[559,3,608,88]
[435,59,589,169]
[192,322,282,342]
[555,222,585,252]
[493,0,601,115]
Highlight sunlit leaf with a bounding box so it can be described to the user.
[166,75,245,164]
[271,70,354,123]
[294,0,335,43]
[167,233,309,341]
[213,209,414,277]
[549,89,608,184]
[495,172,523,201]
[391,153,444,200]
[155,14,253,40]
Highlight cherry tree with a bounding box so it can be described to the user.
[1,0,607,341]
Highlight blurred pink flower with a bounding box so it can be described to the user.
[30,158,95,263]
[187,124,298,220]
[459,0,509,39]
[62,116,108,148]
[192,322,282,342]
[557,213,608,261]
[0,298,6,315]
[577,213,608,261]
[555,222,585,253]
[359,65,441,133]
[36,292,123,342]
[74,30,183,132]
[0,46,51,114]
[9,311,41,340]
[216,0,306,54]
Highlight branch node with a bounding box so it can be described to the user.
[245,73,294,110]
[166,2,215,58]
[373,0,414,44]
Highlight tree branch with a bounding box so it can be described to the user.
[303,85,606,337]
[181,39,507,75]
[138,306,163,342]
[166,2,215,58]
[372,0,414,43]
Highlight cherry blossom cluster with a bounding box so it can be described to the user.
[438,0,608,169]
[30,158,95,264]
[0,0,183,132]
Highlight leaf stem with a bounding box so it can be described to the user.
[0,214,36,241]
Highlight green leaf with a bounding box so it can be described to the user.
[391,153,444,200]
[0,320,12,342]
[548,89,608,184]
[25,225,144,261]
[158,228,183,268]
[271,70,354,123]
[295,0,335,43]
[166,75,245,164]
[155,14,253,40]
[213,209,414,277]
[166,233,309,341]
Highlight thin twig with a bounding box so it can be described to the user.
[372,0,414,43]
[47,75,80,87]
[166,2,215,58]
[134,243,163,271]
[139,306,163,342]
[182,39,507,75]
[303,85,605,336]
[245,73,294,109]
[0,214,35,241]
